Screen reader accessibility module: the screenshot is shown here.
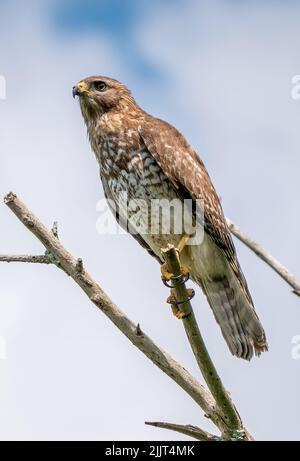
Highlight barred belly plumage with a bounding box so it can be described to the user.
[99,137,191,254]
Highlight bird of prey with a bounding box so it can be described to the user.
[73,75,268,360]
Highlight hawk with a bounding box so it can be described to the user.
[73,76,268,360]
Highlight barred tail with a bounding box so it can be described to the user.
[201,275,268,360]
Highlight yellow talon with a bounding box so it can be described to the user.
[161,263,189,282]
[174,310,187,319]
[161,262,173,281]
[167,294,176,304]
[167,287,193,320]
[167,294,187,320]
[170,301,186,319]
[180,265,189,277]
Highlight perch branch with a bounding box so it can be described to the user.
[0,254,51,264]
[226,218,300,297]
[3,191,242,439]
[162,245,245,438]
[2,194,296,439]
[145,421,221,441]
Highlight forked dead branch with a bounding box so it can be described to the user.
[1,192,299,440]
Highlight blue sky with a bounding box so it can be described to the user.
[52,0,180,80]
[0,0,300,441]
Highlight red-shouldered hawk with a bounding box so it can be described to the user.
[73,76,268,360]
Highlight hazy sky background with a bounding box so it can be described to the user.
[0,0,299,441]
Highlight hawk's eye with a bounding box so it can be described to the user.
[94,81,107,92]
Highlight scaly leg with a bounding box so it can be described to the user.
[177,233,190,276]
[167,288,194,319]
[161,234,194,320]
[161,233,190,282]
[177,233,190,254]
[161,262,174,282]
[167,290,185,319]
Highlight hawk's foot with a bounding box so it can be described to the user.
[161,263,189,284]
[167,294,176,305]
[166,290,194,320]
[167,295,185,319]
[180,265,189,277]
[173,308,187,320]
[161,262,173,282]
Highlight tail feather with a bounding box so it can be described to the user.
[201,276,268,360]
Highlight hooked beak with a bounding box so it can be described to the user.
[72,81,89,99]
[72,86,79,98]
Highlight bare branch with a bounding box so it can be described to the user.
[226,218,300,297]
[162,245,245,438]
[0,254,51,264]
[145,421,221,441]
[2,193,295,440]
[3,192,236,438]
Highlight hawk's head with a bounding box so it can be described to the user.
[73,76,136,119]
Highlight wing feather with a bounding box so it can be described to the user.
[138,116,252,302]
